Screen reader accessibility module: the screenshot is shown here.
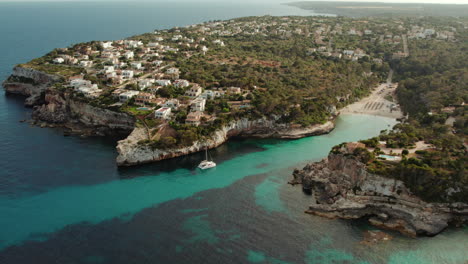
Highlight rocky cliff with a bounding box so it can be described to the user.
[3,66,135,136]
[32,90,135,136]
[290,153,468,236]
[3,66,336,165]
[3,66,63,106]
[116,119,335,166]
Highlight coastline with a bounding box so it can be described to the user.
[116,119,336,167]
[290,82,468,237]
[2,66,337,167]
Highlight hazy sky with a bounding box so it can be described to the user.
[0,0,467,3]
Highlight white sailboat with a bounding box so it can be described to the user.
[198,148,216,169]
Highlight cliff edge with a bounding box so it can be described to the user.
[116,118,335,166]
[290,152,468,236]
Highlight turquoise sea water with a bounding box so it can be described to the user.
[0,2,467,263]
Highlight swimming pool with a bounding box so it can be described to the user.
[378,154,401,161]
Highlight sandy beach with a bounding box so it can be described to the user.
[340,82,404,119]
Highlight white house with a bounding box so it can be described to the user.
[53,58,65,64]
[124,51,134,59]
[172,35,182,41]
[213,39,225,46]
[166,67,180,75]
[201,46,209,55]
[103,66,115,74]
[106,72,117,79]
[79,60,93,67]
[153,60,163,67]
[154,107,172,119]
[131,62,143,70]
[148,42,160,47]
[125,40,143,48]
[190,98,206,112]
[163,99,180,110]
[343,50,354,56]
[70,79,91,89]
[121,70,134,80]
[77,86,102,98]
[119,91,140,102]
[202,90,224,100]
[114,62,127,69]
[185,111,203,126]
[101,41,113,49]
[138,79,155,90]
[156,79,172,86]
[173,79,189,88]
[185,85,202,97]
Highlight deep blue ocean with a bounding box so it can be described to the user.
[0,2,467,263]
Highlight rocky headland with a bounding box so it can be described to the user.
[116,118,334,166]
[290,146,468,237]
[3,66,336,166]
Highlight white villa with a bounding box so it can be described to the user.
[122,70,134,80]
[124,51,134,59]
[156,79,172,86]
[53,58,65,64]
[101,41,113,49]
[185,111,203,126]
[190,98,206,112]
[185,85,202,97]
[174,79,190,88]
[103,66,115,74]
[79,60,93,67]
[154,107,172,119]
[138,79,155,90]
[163,99,180,110]
[119,91,140,102]
[70,79,92,89]
[77,86,102,98]
[131,62,143,70]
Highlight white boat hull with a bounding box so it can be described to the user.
[198,160,216,169]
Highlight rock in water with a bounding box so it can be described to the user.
[291,152,468,237]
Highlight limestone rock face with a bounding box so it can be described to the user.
[3,67,135,136]
[116,119,335,166]
[3,66,63,106]
[32,90,135,136]
[291,154,468,236]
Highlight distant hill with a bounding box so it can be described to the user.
[288,1,468,17]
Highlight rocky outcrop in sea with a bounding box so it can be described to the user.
[290,150,468,236]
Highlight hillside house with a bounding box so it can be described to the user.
[185,85,202,97]
[135,92,155,105]
[163,99,180,110]
[173,79,190,88]
[156,79,172,86]
[185,111,203,126]
[122,70,134,80]
[119,91,139,102]
[190,98,206,112]
[154,107,171,119]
